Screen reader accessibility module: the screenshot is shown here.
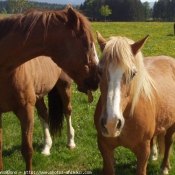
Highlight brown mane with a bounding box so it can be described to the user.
[0,7,94,43]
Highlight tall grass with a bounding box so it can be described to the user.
[1,22,175,174]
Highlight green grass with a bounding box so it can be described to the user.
[0,14,13,19]
[1,22,175,174]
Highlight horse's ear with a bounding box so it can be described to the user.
[96,31,106,52]
[66,5,80,32]
[131,35,149,55]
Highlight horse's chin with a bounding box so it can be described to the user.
[102,131,121,138]
[77,86,87,93]
[77,77,99,102]
[77,87,94,103]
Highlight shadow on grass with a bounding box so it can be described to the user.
[167,34,174,36]
[92,160,160,175]
[2,145,21,157]
[92,168,102,175]
[2,142,43,157]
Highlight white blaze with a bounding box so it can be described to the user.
[93,43,99,64]
[107,64,124,122]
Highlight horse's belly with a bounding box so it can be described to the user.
[34,82,56,99]
[155,98,175,134]
[34,73,60,99]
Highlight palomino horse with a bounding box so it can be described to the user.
[0,56,76,170]
[95,31,175,175]
[0,6,99,172]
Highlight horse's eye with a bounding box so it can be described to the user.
[131,68,137,79]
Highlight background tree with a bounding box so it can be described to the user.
[0,7,7,14]
[8,0,32,13]
[80,0,95,18]
[99,5,112,21]
[153,0,175,21]
[80,0,148,21]
[142,1,151,20]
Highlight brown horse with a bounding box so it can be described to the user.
[0,6,99,172]
[0,6,99,93]
[95,31,175,175]
[0,56,76,170]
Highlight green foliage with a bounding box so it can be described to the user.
[8,0,32,13]
[99,5,112,21]
[153,0,175,21]
[1,22,175,174]
[142,2,151,20]
[0,1,78,14]
[80,0,149,21]
[0,7,7,14]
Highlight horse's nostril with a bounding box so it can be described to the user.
[101,118,106,129]
[117,119,122,130]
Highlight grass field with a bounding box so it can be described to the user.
[1,22,175,175]
[0,14,13,19]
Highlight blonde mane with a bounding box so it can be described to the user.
[101,36,156,115]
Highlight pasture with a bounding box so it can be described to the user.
[1,22,175,174]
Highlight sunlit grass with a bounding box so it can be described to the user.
[1,22,175,174]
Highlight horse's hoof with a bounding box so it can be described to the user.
[67,145,76,150]
[160,167,169,175]
[149,155,158,161]
[41,150,51,156]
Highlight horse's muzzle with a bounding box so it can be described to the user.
[100,117,124,137]
[84,77,99,91]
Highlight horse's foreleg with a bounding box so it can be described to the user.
[17,105,35,173]
[134,140,150,175]
[160,125,175,175]
[36,99,52,156]
[149,137,158,161]
[0,113,3,170]
[98,135,115,175]
[65,114,75,149]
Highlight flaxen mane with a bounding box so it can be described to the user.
[101,36,156,115]
[0,7,94,43]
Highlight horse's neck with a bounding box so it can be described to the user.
[0,24,65,76]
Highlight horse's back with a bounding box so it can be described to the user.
[145,55,175,75]
[144,55,175,134]
[145,56,175,91]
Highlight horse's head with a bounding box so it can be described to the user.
[97,31,149,137]
[51,6,99,97]
[0,7,99,99]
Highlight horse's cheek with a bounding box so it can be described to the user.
[120,87,131,113]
